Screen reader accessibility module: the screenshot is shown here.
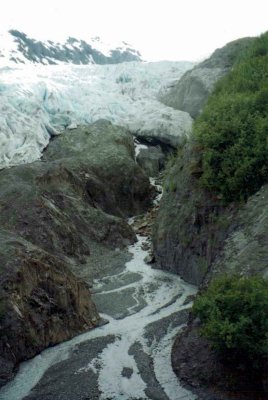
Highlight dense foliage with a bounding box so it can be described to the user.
[194,32,268,202]
[193,275,268,363]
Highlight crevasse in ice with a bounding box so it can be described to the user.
[0,61,193,168]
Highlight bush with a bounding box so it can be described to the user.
[193,275,268,363]
[194,32,268,202]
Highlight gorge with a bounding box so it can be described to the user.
[0,31,267,400]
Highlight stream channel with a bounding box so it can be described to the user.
[0,181,197,400]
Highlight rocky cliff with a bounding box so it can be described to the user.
[0,120,152,386]
[152,142,234,286]
[0,233,99,387]
[168,179,268,399]
[153,34,268,399]
[153,142,268,285]
[160,37,254,118]
[153,142,268,399]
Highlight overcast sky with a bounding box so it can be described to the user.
[1,0,268,61]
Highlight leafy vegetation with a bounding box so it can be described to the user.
[193,275,268,363]
[194,32,268,202]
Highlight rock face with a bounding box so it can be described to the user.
[0,233,99,387]
[161,38,254,118]
[43,121,151,216]
[172,319,268,400]
[153,147,268,284]
[0,120,151,386]
[152,142,233,285]
[136,145,166,177]
[1,30,142,65]
[153,141,268,398]
[153,34,268,400]
[208,184,268,280]
[169,183,268,399]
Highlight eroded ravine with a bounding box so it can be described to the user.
[0,182,197,400]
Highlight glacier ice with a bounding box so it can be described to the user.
[0,61,194,168]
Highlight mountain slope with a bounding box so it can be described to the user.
[160,37,254,118]
[153,31,268,400]
[0,30,142,66]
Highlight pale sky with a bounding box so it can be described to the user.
[1,0,268,61]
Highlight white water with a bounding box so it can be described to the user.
[0,232,197,400]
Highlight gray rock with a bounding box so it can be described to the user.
[153,143,268,399]
[121,367,134,379]
[172,319,268,400]
[152,142,231,285]
[0,120,152,386]
[0,232,100,388]
[208,184,268,281]
[136,146,166,177]
[161,37,254,118]
[154,142,267,285]
[141,241,151,251]
[44,120,152,217]
[144,254,155,264]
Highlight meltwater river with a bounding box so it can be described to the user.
[0,210,197,400]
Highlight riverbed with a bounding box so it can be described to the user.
[0,190,197,400]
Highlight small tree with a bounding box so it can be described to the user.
[194,32,268,202]
[193,275,268,364]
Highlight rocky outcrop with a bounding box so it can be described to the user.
[169,183,268,399]
[153,34,268,399]
[161,38,254,118]
[172,319,268,400]
[0,120,152,386]
[0,232,99,387]
[153,137,268,285]
[208,184,268,281]
[152,142,234,285]
[43,121,152,217]
[153,141,268,398]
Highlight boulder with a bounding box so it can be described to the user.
[136,145,166,177]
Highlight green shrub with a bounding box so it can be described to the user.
[193,275,268,363]
[194,32,268,202]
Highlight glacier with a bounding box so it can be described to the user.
[0,61,194,168]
